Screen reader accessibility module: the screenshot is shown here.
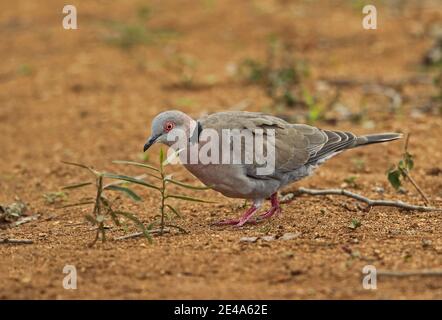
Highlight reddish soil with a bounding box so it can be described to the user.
[0,0,441,299]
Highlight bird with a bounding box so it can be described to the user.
[143,110,401,227]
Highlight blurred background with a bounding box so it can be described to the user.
[0,0,441,299]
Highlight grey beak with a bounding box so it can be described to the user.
[143,134,160,152]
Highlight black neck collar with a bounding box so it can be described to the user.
[189,121,202,144]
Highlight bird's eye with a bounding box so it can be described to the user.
[164,121,175,132]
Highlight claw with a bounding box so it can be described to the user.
[212,194,281,227]
[213,205,259,227]
[257,193,281,221]
[212,218,240,226]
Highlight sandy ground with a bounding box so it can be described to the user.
[0,0,441,299]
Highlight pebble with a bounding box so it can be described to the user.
[280,232,301,240]
[240,236,258,243]
[373,186,385,194]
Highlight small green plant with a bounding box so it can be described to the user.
[103,5,176,50]
[351,158,366,172]
[17,64,33,76]
[43,191,68,205]
[105,23,153,49]
[238,38,308,109]
[62,162,154,246]
[303,89,325,124]
[343,175,359,188]
[114,149,212,235]
[63,150,211,245]
[348,219,361,230]
[0,201,27,224]
[387,134,430,205]
[137,4,151,20]
[164,53,199,88]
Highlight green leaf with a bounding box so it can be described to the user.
[166,204,181,218]
[165,178,211,190]
[159,148,165,168]
[114,211,152,242]
[62,182,93,190]
[348,219,361,230]
[61,161,97,175]
[145,173,163,180]
[102,173,160,190]
[99,195,112,209]
[109,211,121,226]
[166,194,215,203]
[112,160,159,172]
[104,185,142,202]
[387,169,402,190]
[404,152,414,170]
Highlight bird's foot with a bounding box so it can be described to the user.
[257,205,281,220]
[256,192,282,221]
[213,205,259,227]
[213,218,241,226]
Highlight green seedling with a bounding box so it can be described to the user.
[238,38,307,110]
[348,219,361,230]
[387,134,430,205]
[0,201,27,223]
[114,148,213,235]
[343,176,359,188]
[351,158,366,172]
[103,6,176,50]
[62,162,153,246]
[43,191,68,205]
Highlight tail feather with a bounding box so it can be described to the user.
[356,132,403,147]
[307,131,402,166]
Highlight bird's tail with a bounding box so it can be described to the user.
[355,132,403,147]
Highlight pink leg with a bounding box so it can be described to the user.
[257,193,281,220]
[214,205,259,227]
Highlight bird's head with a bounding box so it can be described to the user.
[143,110,195,152]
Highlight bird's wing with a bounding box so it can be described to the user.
[199,111,357,177]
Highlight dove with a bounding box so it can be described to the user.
[143,110,401,226]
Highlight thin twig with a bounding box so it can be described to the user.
[401,133,431,206]
[285,187,441,212]
[378,270,442,277]
[164,224,189,234]
[12,214,40,227]
[59,201,95,209]
[402,170,430,205]
[114,228,170,241]
[0,238,34,244]
[321,75,432,90]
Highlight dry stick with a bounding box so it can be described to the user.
[285,187,441,212]
[321,75,433,90]
[0,238,34,244]
[402,134,431,206]
[402,170,430,205]
[12,214,40,227]
[114,228,170,241]
[378,270,442,277]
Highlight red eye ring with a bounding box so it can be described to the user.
[164,121,175,132]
